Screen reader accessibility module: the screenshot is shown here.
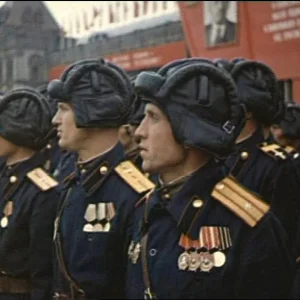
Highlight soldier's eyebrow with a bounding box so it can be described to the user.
[58,102,68,109]
[145,105,160,116]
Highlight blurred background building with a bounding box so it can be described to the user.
[0,1,300,102]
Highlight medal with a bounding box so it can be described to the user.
[83,223,94,232]
[128,241,141,264]
[106,203,115,221]
[178,234,198,271]
[84,204,96,223]
[200,251,214,272]
[128,241,134,256]
[213,251,226,267]
[1,201,14,229]
[97,203,106,221]
[103,222,111,232]
[4,201,13,217]
[1,216,8,228]
[132,243,141,264]
[178,251,191,270]
[199,226,232,251]
[53,217,59,240]
[188,251,201,272]
[93,223,103,232]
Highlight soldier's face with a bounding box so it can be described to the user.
[135,103,185,174]
[208,1,229,24]
[0,136,18,158]
[52,102,89,151]
[271,125,290,146]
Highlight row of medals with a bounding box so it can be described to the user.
[178,250,226,272]
[83,222,111,232]
[128,242,227,273]
[83,203,115,232]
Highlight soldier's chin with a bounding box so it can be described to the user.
[141,160,157,174]
[58,138,70,151]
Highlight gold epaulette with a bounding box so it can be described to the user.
[283,145,300,159]
[115,160,155,194]
[27,168,59,191]
[211,176,270,227]
[284,145,296,154]
[259,143,288,160]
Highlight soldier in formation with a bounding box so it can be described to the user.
[0,56,298,299]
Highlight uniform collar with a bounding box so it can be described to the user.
[76,142,126,195]
[235,126,265,150]
[144,159,225,239]
[225,127,266,176]
[2,151,47,180]
[0,151,48,200]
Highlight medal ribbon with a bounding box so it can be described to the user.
[199,227,232,250]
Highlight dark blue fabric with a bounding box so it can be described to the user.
[0,152,59,300]
[53,142,146,299]
[224,127,300,258]
[0,294,30,300]
[126,160,294,299]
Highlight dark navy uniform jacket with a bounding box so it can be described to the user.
[0,152,59,300]
[224,127,300,256]
[126,159,294,299]
[43,137,64,175]
[53,142,150,299]
[287,153,300,299]
[52,151,77,183]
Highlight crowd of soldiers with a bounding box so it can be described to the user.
[0,56,299,300]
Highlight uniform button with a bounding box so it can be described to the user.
[193,199,203,208]
[294,153,299,159]
[100,166,108,175]
[81,169,87,174]
[164,194,171,200]
[149,249,157,256]
[10,176,17,183]
[46,144,52,149]
[240,151,249,160]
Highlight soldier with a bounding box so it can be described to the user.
[270,103,300,299]
[119,77,145,165]
[47,59,154,299]
[272,103,300,151]
[216,58,300,256]
[126,59,294,299]
[0,88,59,300]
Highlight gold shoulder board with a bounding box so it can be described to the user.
[259,143,287,160]
[115,160,155,194]
[284,145,297,154]
[211,176,270,227]
[27,168,59,191]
